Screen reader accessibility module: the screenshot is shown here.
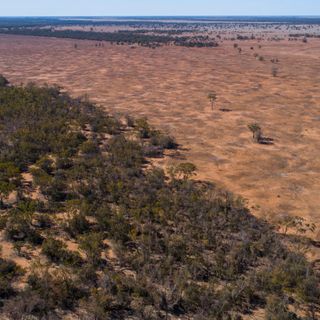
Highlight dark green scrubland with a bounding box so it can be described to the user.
[0,76,319,319]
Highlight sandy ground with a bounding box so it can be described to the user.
[0,34,320,238]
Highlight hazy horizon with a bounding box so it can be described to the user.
[1,0,320,17]
[2,15,320,17]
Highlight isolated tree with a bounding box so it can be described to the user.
[248,123,262,143]
[207,92,217,110]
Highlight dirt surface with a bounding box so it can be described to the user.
[1,34,320,237]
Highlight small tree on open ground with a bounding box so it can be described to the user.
[208,92,217,111]
[248,123,262,143]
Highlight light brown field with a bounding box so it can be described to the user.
[1,34,320,237]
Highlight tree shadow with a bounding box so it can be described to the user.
[168,150,187,160]
[219,108,232,112]
[259,136,274,145]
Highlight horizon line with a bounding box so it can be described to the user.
[1,15,320,18]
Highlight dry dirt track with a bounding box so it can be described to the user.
[1,34,320,237]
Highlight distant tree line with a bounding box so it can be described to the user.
[289,33,320,38]
[1,16,320,29]
[0,27,219,48]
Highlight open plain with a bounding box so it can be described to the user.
[1,32,320,237]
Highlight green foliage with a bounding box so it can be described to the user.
[150,131,177,149]
[248,123,261,134]
[0,84,86,169]
[0,162,20,206]
[36,156,54,175]
[0,27,219,48]
[41,237,66,262]
[248,123,262,143]
[82,288,114,319]
[31,167,67,202]
[42,238,82,267]
[0,257,22,281]
[0,256,22,299]
[80,140,99,155]
[170,162,197,180]
[296,275,320,304]
[27,266,86,311]
[108,135,144,168]
[79,232,104,266]
[64,212,90,238]
[95,204,112,232]
[0,83,318,319]
[208,92,217,110]
[135,117,152,139]
[5,214,43,245]
[265,295,299,320]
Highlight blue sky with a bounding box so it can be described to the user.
[1,0,320,16]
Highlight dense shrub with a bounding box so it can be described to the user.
[27,267,86,311]
[42,237,82,266]
[150,131,178,149]
[0,256,22,299]
[0,83,318,319]
[265,295,299,320]
[5,215,43,245]
[64,212,90,237]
